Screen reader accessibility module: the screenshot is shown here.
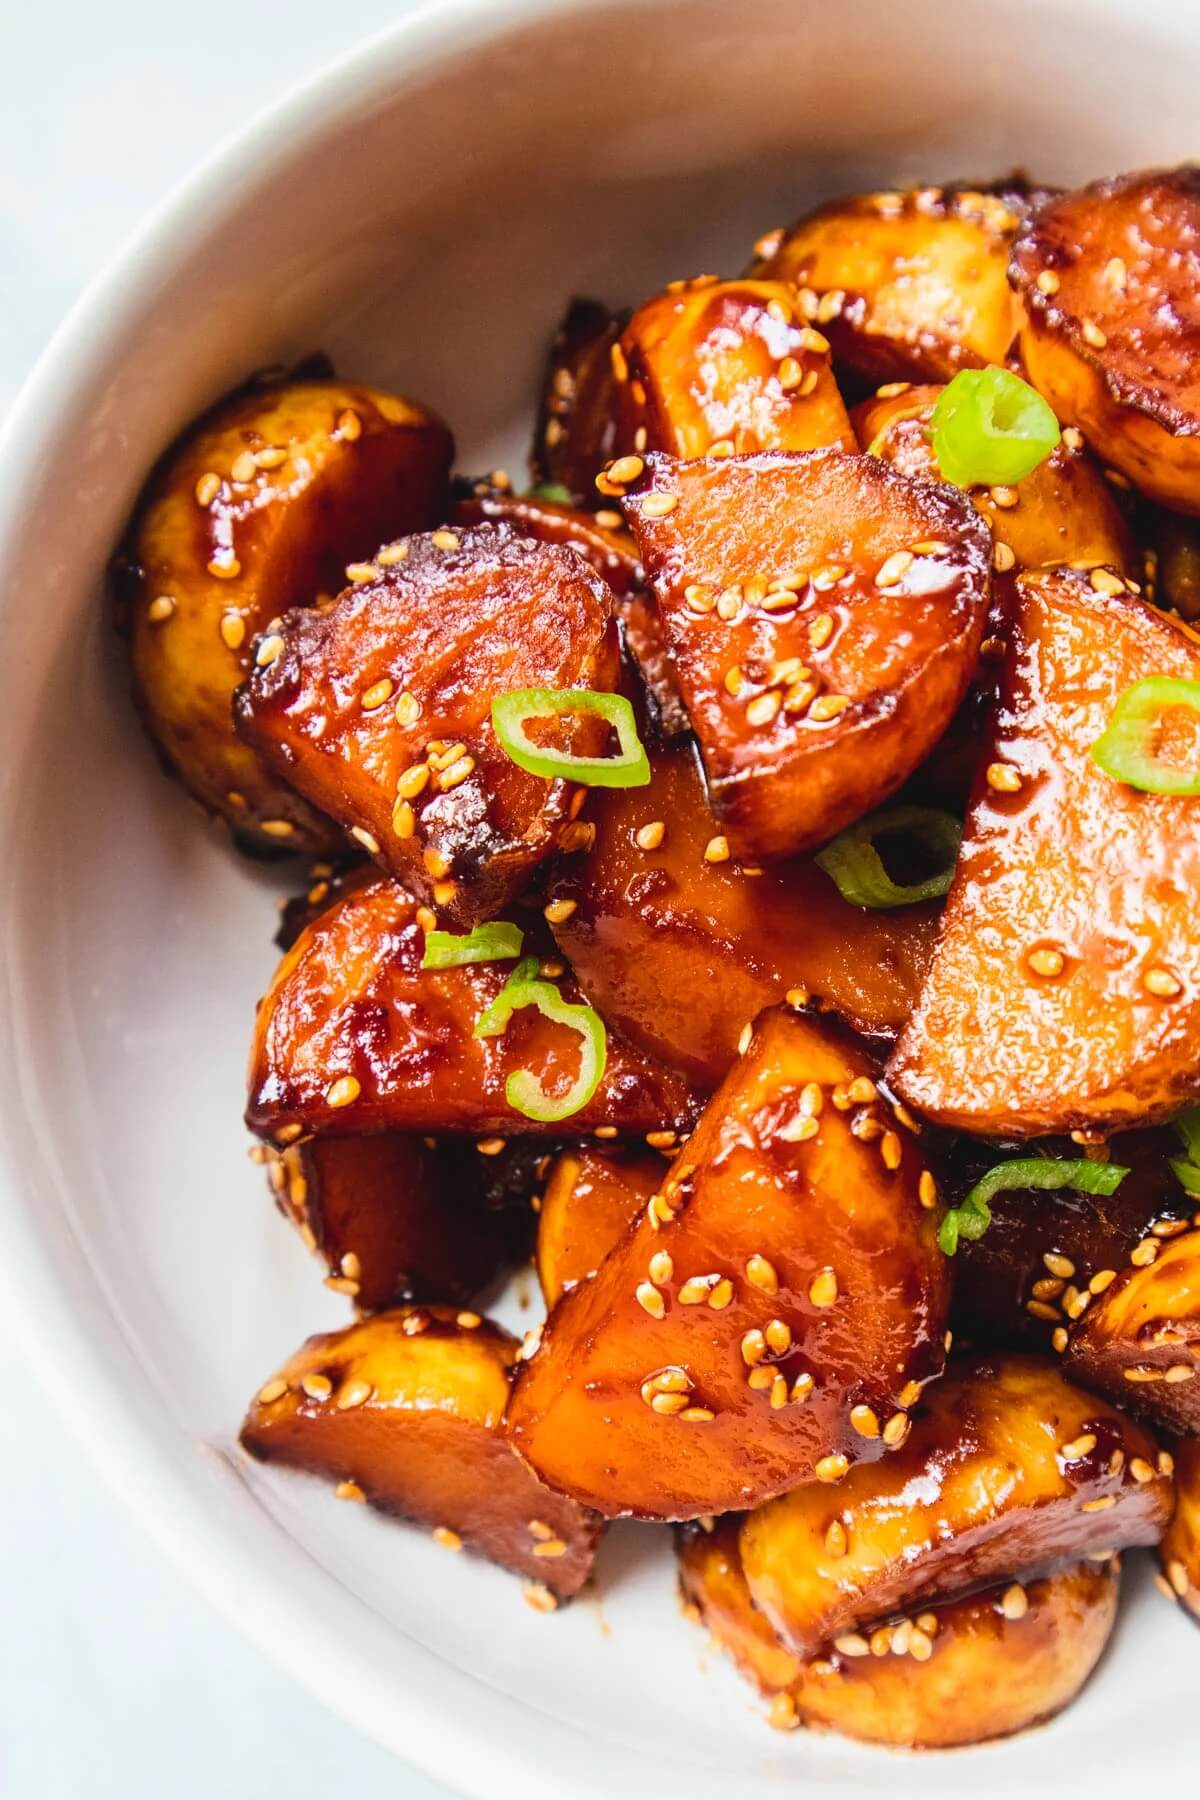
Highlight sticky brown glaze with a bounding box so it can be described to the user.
[751,186,1027,386]
[546,737,939,1086]
[536,1144,663,1306]
[531,297,627,503]
[117,375,452,853]
[889,569,1200,1136]
[247,875,696,1142]
[740,1352,1171,1657]
[235,525,620,925]
[610,279,854,461]
[1161,1437,1200,1625]
[1068,1228,1200,1434]
[678,1517,1119,1748]
[240,1308,600,1596]
[621,450,992,859]
[448,483,641,599]
[505,1005,949,1520]
[1011,168,1200,513]
[262,1134,516,1311]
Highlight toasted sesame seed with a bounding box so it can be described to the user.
[850,1404,880,1438]
[326,1075,361,1109]
[350,826,380,855]
[396,763,430,800]
[300,1373,332,1401]
[809,1268,838,1309]
[797,327,830,355]
[815,1454,849,1484]
[146,595,176,623]
[1082,1495,1116,1512]
[768,1693,799,1732]
[986,761,1023,794]
[747,1366,777,1391]
[650,1391,689,1415]
[608,455,645,486]
[255,446,287,470]
[523,1582,559,1613]
[645,1129,677,1149]
[230,450,258,484]
[1165,1364,1196,1383]
[1124,1364,1164,1382]
[1144,967,1182,998]
[825,1519,848,1557]
[1089,1268,1118,1295]
[215,611,247,651]
[257,1378,288,1404]
[345,561,378,584]
[1043,1251,1076,1279]
[324,1275,360,1296]
[439,754,476,792]
[1033,1277,1065,1300]
[1130,1239,1160,1267]
[681,1405,715,1422]
[1028,945,1065,978]
[433,1526,463,1551]
[882,1411,910,1448]
[809,694,850,723]
[377,542,410,566]
[362,678,394,712]
[880,1131,903,1171]
[1082,318,1108,349]
[1000,1584,1028,1620]
[791,1372,815,1404]
[808,612,835,650]
[741,1329,766,1366]
[641,492,678,519]
[677,1276,713,1305]
[1036,269,1060,295]
[335,1379,372,1412]
[335,1480,366,1503]
[261,821,297,841]
[684,583,714,612]
[648,1250,674,1285]
[916,1170,937,1211]
[1160,1450,1176,1476]
[708,437,735,458]
[634,820,665,851]
[1103,256,1128,292]
[415,906,437,932]
[876,550,913,589]
[1061,1432,1097,1461]
[779,1114,820,1145]
[746,1254,778,1294]
[704,835,730,864]
[763,1318,791,1356]
[1128,1457,1156,1484]
[777,356,804,392]
[392,799,415,838]
[716,586,743,620]
[636,1281,666,1319]
[255,633,286,666]
[708,1278,734,1311]
[746,690,782,727]
[989,485,1019,509]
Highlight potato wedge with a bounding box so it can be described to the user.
[247,874,696,1142]
[240,1308,599,1596]
[1068,1227,1200,1435]
[506,1005,949,1520]
[1011,168,1200,513]
[751,186,1027,386]
[118,375,452,852]
[740,1353,1171,1656]
[546,738,939,1086]
[536,1145,662,1306]
[235,524,620,924]
[1161,1437,1200,1626]
[889,568,1200,1135]
[611,279,854,460]
[449,482,641,599]
[620,450,992,858]
[532,298,626,503]
[678,1517,1119,1748]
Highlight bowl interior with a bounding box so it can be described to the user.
[2,1,1198,1795]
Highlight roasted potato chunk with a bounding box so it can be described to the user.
[889,568,1200,1136]
[536,1144,662,1306]
[241,1308,599,1596]
[545,738,939,1086]
[1161,1437,1200,1626]
[678,1517,1118,1748]
[751,186,1027,386]
[740,1353,1171,1656]
[448,482,641,599]
[1068,1227,1200,1434]
[119,375,452,852]
[610,279,854,460]
[247,874,696,1142]
[1011,168,1200,513]
[506,1005,949,1520]
[620,450,992,858]
[235,525,620,924]
[532,298,626,503]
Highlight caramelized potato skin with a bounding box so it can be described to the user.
[623,451,992,858]
[236,525,619,924]
[448,485,641,598]
[613,279,854,460]
[120,376,452,852]
[1068,1229,1200,1434]
[240,1308,599,1594]
[752,187,1026,385]
[889,569,1200,1135]
[1162,1437,1200,1625]
[547,738,939,1086]
[678,1518,1119,1748]
[532,298,626,503]
[1011,168,1200,512]
[247,875,697,1142]
[740,1353,1171,1655]
[507,1006,949,1520]
[536,1145,662,1306]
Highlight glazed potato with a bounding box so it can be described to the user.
[751,185,1027,385]
[620,589,690,739]
[448,482,641,599]
[506,1005,949,1520]
[545,738,939,1086]
[740,1353,1172,1656]
[247,875,696,1142]
[235,524,620,925]
[889,568,1200,1135]
[1161,1437,1200,1626]
[532,298,627,503]
[1068,1228,1200,1435]
[610,279,854,460]
[536,1145,662,1306]
[1011,168,1200,513]
[678,1517,1119,1748]
[241,1308,599,1597]
[620,450,992,858]
[119,375,452,852]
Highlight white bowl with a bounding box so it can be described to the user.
[2,0,1198,1793]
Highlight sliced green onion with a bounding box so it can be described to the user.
[929,368,1060,488]
[814,806,962,909]
[1090,677,1200,795]
[1170,1105,1200,1193]
[421,921,524,969]
[939,1156,1130,1256]
[492,688,651,788]
[525,482,574,505]
[473,955,607,1122]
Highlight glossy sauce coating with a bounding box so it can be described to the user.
[622,450,992,858]
[506,1005,949,1520]
[535,1144,662,1307]
[1161,1436,1200,1627]
[890,569,1200,1135]
[531,297,627,503]
[240,1307,599,1595]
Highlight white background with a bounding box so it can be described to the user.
[1,5,454,1795]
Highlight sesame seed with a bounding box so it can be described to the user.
[431,529,460,552]
[648,1250,674,1285]
[783,680,818,715]
[634,820,665,851]
[708,438,735,458]
[989,485,1019,509]
[608,455,645,486]
[1036,269,1060,295]
[635,1281,665,1319]
[324,1275,360,1296]
[326,1075,361,1109]
[766,297,792,324]
[746,690,781,727]
[392,799,415,838]
[641,493,678,519]
[704,835,730,864]
[1000,1584,1028,1620]
[257,1378,288,1404]
[1124,1364,1164,1382]
[779,1114,819,1144]
[1144,967,1182,998]
[1027,945,1065,978]
[785,987,810,1009]
[1130,1240,1160,1267]
[194,471,222,507]
[747,1366,777,1391]
[300,1373,332,1401]
[645,1129,677,1149]
[1103,256,1128,291]
[677,1276,713,1305]
[1061,1432,1097,1461]
[439,754,476,791]
[708,1278,734,1310]
[335,1480,366,1503]
[433,1526,463,1551]
[543,898,577,925]
[1044,1251,1076,1278]
[377,542,410,566]
[809,1268,838,1309]
[986,761,1023,793]
[797,327,830,354]
[523,1582,559,1613]
[1129,1457,1155,1484]
[362,678,394,711]
[650,1391,689,1415]
[825,1519,848,1557]
[681,1406,715,1422]
[146,595,176,623]
[746,1254,778,1294]
[808,612,835,650]
[1160,1451,1176,1476]
[882,1411,910,1447]
[815,1454,849,1484]
[684,583,714,612]
[255,633,286,666]
[336,408,362,442]
[741,1329,766,1365]
[1088,565,1126,597]
[768,1694,799,1733]
[230,450,257,484]
[765,1318,792,1354]
[336,1380,372,1411]
[792,1372,815,1404]
[396,763,430,800]
[992,540,1016,573]
[1033,1277,1065,1300]
[1082,1495,1116,1512]
[350,826,380,855]
[1089,1268,1118,1294]
[808,694,849,723]
[260,819,296,839]
[716,587,742,620]
[918,1171,937,1210]
[345,562,378,584]
[850,1404,879,1438]
[778,356,804,391]
[880,1131,903,1171]
[255,446,287,469]
[876,550,913,589]
[1082,318,1108,349]
[1165,1364,1196,1383]
[414,906,437,932]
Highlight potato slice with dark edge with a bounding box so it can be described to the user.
[505,1004,949,1520]
[240,1307,599,1598]
[739,1352,1172,1657]
[1161,1437,1200,1625]
[545,737,939,1087]
[247,875,696,1143]
[531,298,627,504]
[610,279,854,460]
[536,1145,662,1307]
[677,1517,1119,1748]
[620,450,992,859]
[235,524,619,925]
[1011,168,1200,514]
[889,568,1200,1136]
[1068,1227,1200,1434]
[117,375,452,853]
[750,185,1028,386]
